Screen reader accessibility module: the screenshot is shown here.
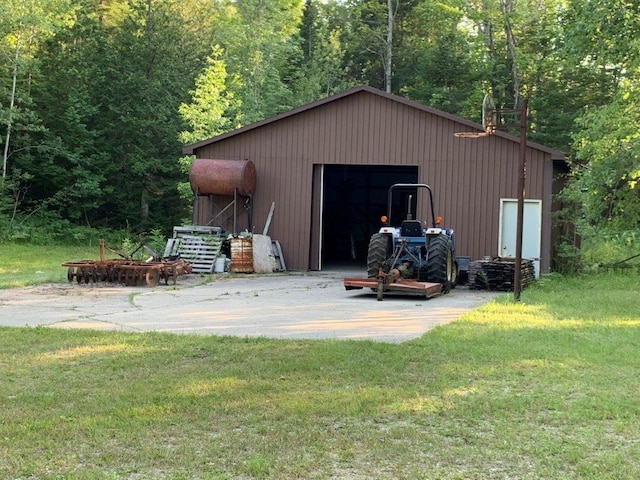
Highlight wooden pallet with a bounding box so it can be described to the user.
[173,225,224,237]
[165,226,226,274]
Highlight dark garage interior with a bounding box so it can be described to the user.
[321,165,418,266]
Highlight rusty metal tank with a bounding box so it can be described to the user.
[189,159,256,196]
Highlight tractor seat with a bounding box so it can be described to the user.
[400,220,424,237]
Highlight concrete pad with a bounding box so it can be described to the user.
[0,270,499,343]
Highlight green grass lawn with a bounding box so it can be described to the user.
[0,243,101,289]
[1,244,639,478]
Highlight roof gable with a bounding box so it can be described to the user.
[183,85,564,160]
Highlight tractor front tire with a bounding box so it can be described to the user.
[425,234,454,292]
[450,260,459,289]
[367,233,391,278]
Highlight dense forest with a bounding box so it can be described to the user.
[1,0,638,263]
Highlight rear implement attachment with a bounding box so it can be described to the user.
[344,269,442,301]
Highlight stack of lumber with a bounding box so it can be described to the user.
[468,257,536,291]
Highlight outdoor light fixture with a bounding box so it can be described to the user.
[455,95,529,301]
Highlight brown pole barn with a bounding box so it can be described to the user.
[183,86,565,274]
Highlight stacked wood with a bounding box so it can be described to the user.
[468,257,536,291]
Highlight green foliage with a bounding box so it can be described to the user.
[579,229,640,269]
[563,79,640,236]
[0,173,81,244]
[556,1,640,269]
[178,46,239,145]
[293,0,354,103]
[212,0,305,124]
[9,0,203,234]
[0,207,124,246]
[562,0,640,72]
[175,155,196,204]
[341,0,389,90]
[398,0,482,115]
[553,224,640,273]
[0,0,77,182]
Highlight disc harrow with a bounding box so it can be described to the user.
[62,240,192,287]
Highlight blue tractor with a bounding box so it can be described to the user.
[363,183,458,299]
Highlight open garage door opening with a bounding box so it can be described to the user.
[320,165,418,268]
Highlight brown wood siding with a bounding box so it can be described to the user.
[192,90,554,272]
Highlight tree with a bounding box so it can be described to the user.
[1,0,638,244]
[33,0,212,231]
[563,78,640,235]
[179,46,239,145]
[0,0,74,181]
[213,0,305,125]
[397,0,482,116]
[555,0,640,265]
[293,0,354,103]
[32,2,113,225]
[342,0,413,92]
[94,0,204,229]
[563,0,640,77]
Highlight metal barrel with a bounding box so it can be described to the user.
[189,159,256,196]
[230,237,254,273]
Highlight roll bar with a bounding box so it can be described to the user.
[386,183,437,228]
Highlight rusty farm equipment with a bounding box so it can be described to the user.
[63,240,192,287]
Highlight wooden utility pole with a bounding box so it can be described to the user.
[513,98,528,300]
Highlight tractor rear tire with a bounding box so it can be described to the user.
[367,233,392,278]
[425,235,454,292]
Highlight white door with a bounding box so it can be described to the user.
[499,199,542,277]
